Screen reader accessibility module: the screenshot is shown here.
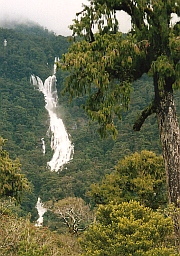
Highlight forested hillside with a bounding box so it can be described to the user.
[0,23,179,219]
[0,22,180,255]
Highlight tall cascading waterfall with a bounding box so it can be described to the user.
[31,58,74,172]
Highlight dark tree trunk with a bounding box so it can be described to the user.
[155,76,180,240]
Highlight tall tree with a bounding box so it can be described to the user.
[59,0,180,234]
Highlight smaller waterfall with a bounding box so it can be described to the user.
[41,138,46,155]
[35,197,47,227]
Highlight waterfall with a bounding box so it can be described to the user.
[30,59,74,171]
[35,197,47,227]
[41,138,46,155]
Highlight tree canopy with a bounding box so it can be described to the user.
[60,0,180,136]
[80,201,178,256]
[89,150,168,209]
[0,22,179,216]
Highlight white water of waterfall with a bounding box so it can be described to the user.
[35,197,47,227]
[30,59,74,171]
[41,138,45,155]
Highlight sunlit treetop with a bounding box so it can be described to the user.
[59,0,180,137]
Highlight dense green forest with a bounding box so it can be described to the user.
[0,23,180,255]
[0,23,180,214]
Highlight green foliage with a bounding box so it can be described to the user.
[150,55,176,91]
[60,31,144,137]
[0,20,178,255]
[0,22,179,254]
[60,0,180,136]
[0,137,30,204]
[60,0,180,236]
[0,25,70,81]
[80,201,178,256]
[0,22,179,225]
[88,150,168,209]
[0,24,72,216]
